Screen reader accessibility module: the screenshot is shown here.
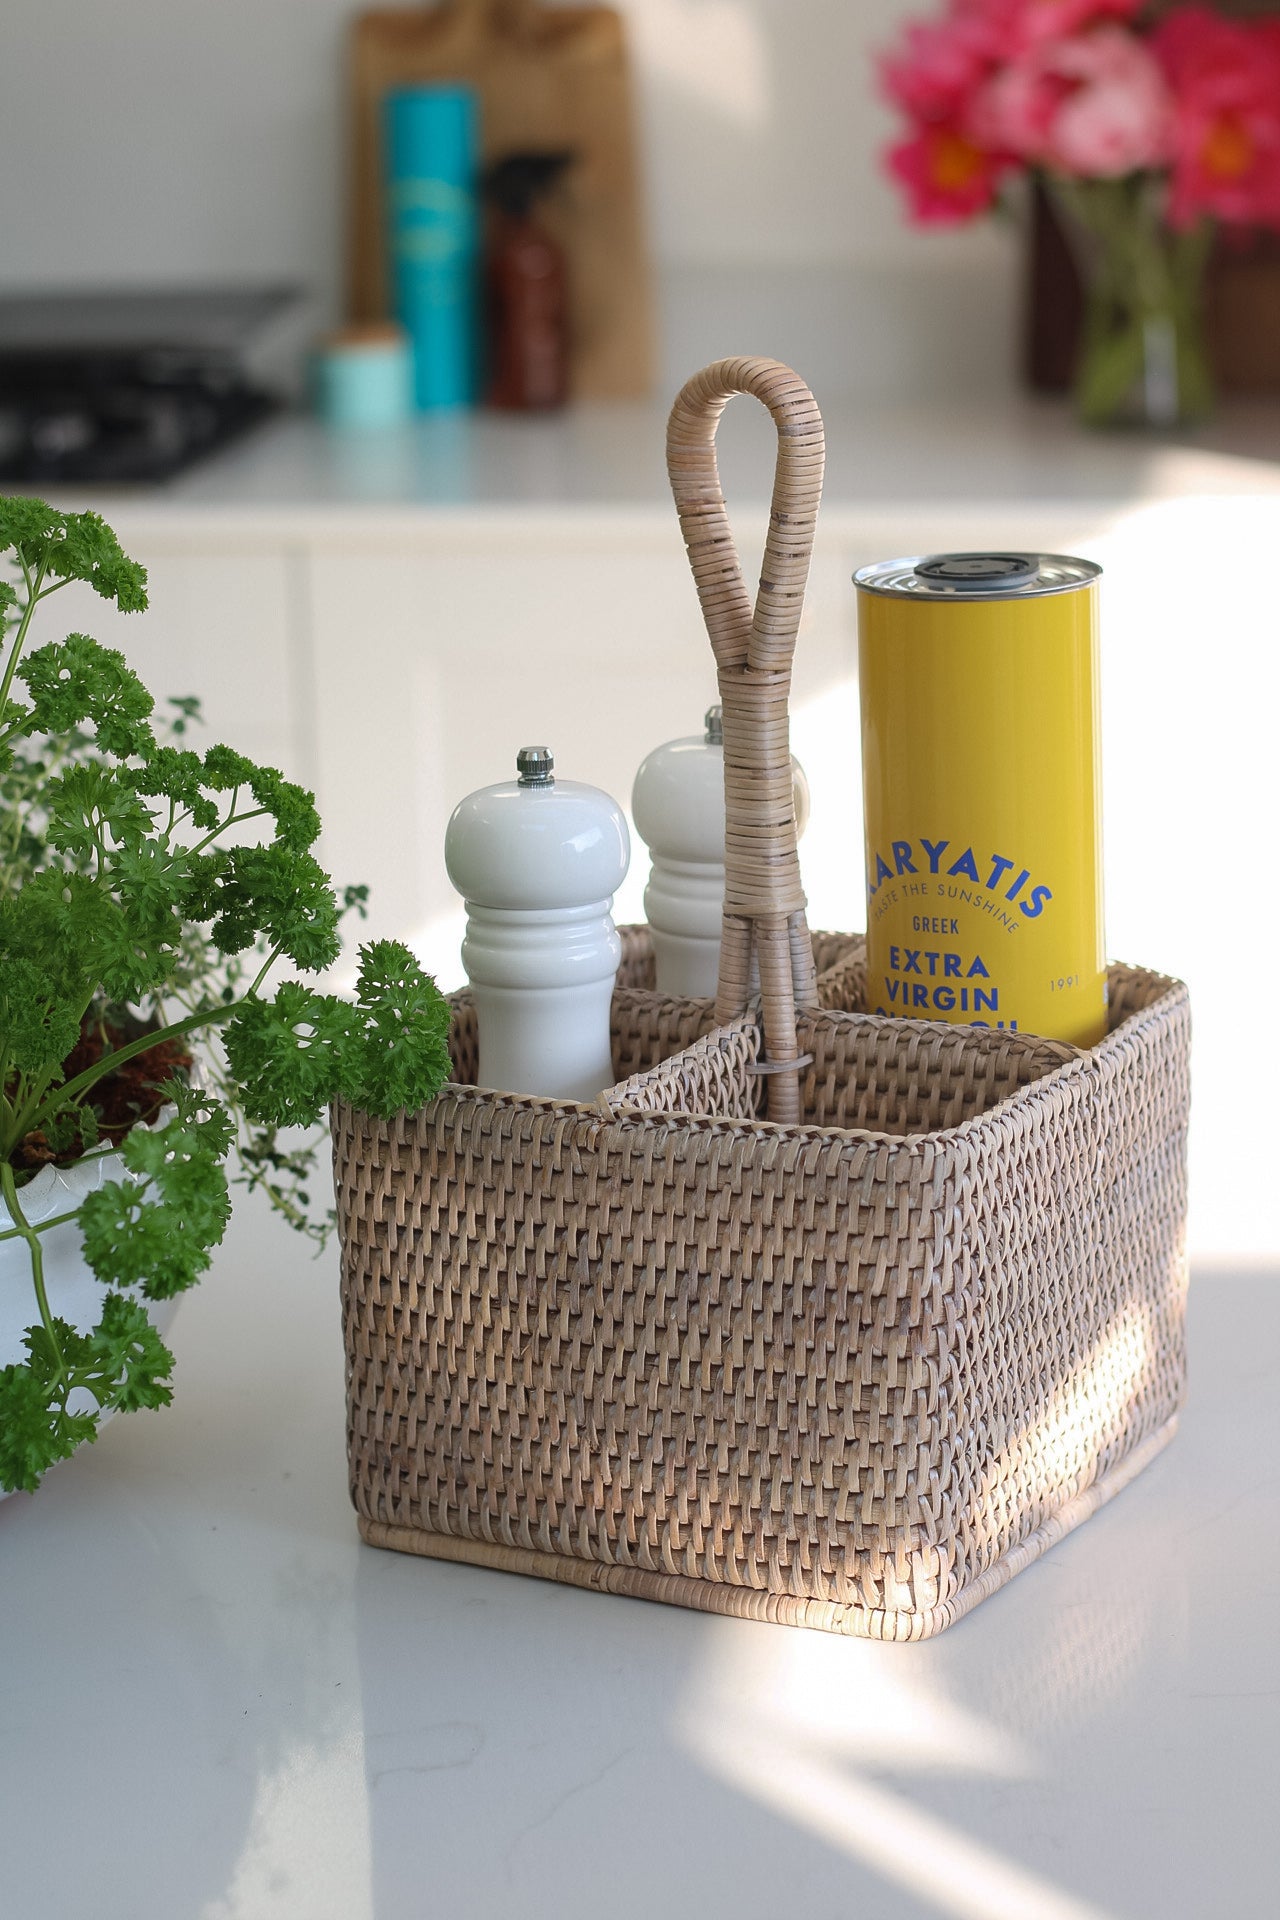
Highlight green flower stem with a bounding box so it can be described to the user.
[0,1159,66,1386]
[1046,172,1214,428]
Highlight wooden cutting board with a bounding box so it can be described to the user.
[348,0,653,399]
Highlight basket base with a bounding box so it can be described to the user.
[356,1414,1179,1642]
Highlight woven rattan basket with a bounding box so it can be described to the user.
[333,358,1190,1640]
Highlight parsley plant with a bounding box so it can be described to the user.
[0,500,452,1492]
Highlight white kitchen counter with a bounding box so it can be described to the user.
[49,392,1280,520]
[1,1191,1275,1920]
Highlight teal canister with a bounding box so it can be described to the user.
[384,86,479,409]
[314,323,413,428]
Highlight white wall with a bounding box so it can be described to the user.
[0,0,1019,400]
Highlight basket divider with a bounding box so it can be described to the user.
[665,356,825,1123]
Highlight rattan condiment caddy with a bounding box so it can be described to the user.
[332,358,1190,1640]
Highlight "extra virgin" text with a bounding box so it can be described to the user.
[883,945,1000,1015]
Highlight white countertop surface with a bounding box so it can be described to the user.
[2,1191,1275,1920]
[43,392,1280,527]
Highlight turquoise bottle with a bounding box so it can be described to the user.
[384,86,479,409]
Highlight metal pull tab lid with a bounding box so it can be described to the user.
[913,553,1041,592]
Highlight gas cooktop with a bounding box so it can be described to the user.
[0,286,303,484]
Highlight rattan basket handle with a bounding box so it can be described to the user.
[666,358,824,1125]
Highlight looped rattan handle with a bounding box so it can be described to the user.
[666,357,824,1125]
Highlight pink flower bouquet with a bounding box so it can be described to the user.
[879,1,1280,423]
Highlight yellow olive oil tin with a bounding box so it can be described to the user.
[855,552,1106,1047]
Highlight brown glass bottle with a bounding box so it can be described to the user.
[484,151,573,411]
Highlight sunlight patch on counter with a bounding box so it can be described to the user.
[200,1727,372,1920]
[675,1629,1118,1920]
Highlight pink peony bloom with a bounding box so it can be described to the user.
[954,0,1143,52]
[970,25,1174,176]
[1042,28,1174,175]
[1153,6,1280,228]
[886,122,1016,223]
[967,53,1063,156]
[879,14,1003,122]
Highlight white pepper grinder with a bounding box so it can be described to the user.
[444,746,630,1101]
[631,706,810,998]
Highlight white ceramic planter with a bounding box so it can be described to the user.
[0,1139,180,1497]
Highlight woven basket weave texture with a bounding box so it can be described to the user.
[334,931,1189,1641]
[333,358,1190,1639]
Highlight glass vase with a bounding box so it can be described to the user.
[1050,174,1214,430]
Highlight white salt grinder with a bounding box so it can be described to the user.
[631,706,810,998]
[444,746,630,1102]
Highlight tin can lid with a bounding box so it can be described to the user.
[853,552,1101,601]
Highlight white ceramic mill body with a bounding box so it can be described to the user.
[631,708,810,998]
[444,748,630,1103]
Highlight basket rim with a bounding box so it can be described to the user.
[388,963,1188,1153]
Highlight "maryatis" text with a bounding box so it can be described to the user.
[869,837,1051,918]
